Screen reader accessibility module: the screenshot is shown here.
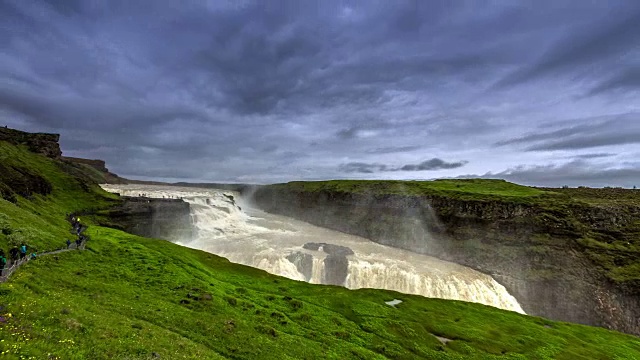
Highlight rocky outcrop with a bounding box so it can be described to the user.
[287,242,354,285]
[62,157,109,173]
[102,196,192,242]
[252,186,640,336]
[0,127,61,158]
[0,162,52,203]
[61,157,127,184]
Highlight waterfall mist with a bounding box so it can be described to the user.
[101,184,525,314]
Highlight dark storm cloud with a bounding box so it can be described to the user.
[496,113,640,151]
[400,158,468,171]
[495,4,640,88]
[573,153,616,159]
[339,158,467,173]
[0,0,638,185]
[366,146,421,154]
[466,160,640,188]
[587,67,640,96]
[339,162,388,174]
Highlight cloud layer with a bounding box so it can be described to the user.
[339,158,468,173]
[0,0,638,186]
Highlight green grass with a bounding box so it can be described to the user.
[279,179,557,203]
[0,142,118,252]
[2,226,640,359]
[543,187,640,206]
[2,139,640,359]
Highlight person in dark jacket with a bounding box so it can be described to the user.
[0,254,6,277]
[9,247,19,263]
[66,239,72,249]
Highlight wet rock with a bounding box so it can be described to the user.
[102,197,192,242]
[286,252,314,281]
[302,242,354,256]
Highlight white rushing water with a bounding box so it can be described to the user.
[101,184,525,314]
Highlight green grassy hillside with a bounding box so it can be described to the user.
[279,179,566,205]
[0,142,118,253]
[2,140,640,359]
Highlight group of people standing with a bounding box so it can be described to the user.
[0,215,88,279]
[68,216,87,249]
[0,244,30,278]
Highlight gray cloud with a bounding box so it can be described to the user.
[0,1,638,185]
[365,146,421,154]
[587,67,640,96]
[573,153,616,159]
[496,113,640,151]
[400,158,468,171]
[340,158,467,173]
[495,4,640,88]
[465,160,640,188]
[338,162,388,174]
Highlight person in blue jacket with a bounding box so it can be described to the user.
[19,244,27,259]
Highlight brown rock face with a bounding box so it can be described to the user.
[101,197,193,242]
[0,162,52,202]
[0,127,62,158]
[62,157,109,173]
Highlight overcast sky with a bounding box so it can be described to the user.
[1,1,639,187]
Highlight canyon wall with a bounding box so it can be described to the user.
[102,196,193,242]
[251,185,640,335]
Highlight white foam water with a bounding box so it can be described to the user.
[101,184,525,314]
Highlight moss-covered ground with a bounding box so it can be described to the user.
[281,179,553,202]
[3,226,640,359]
[2,141,640,359]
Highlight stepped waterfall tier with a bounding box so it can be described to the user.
[101,184,525,314]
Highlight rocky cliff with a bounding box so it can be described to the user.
[0,127,61,158]
[101,196,193,242]
[62,157,109,173]
[251,181,640,336]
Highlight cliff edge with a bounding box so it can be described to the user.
[0,126,61,158]
[251,179,640,336]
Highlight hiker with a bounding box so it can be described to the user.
[76,238,81,249]
[66,239,71,249]
[0,253,6,277]
[9,247,19,263]
[30,252,36,260]
[19,244,27,259]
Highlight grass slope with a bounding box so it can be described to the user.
[280,179,558,203]
[2,227,640,359]
[0,142,118,253]
[1,141,640,359]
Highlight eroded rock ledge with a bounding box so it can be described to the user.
[102,196,192,242]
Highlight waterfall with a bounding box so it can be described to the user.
[100,184,525,314]
[345,258,523,313]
